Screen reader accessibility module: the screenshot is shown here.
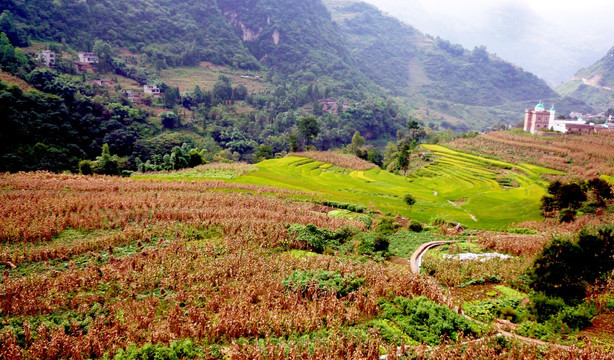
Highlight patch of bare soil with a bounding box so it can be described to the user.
[578,310,614,343]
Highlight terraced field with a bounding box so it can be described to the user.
[226,145,561,229]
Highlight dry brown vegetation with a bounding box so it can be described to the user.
[476,232,550,256]
[517,212,614,237]
[288,151,378,171]
[0,69,33,92]
[386,337,614,360]
[0,172,448,359]
[449,131,614,179]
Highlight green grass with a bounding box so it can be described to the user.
[159,65,268,93]
[229,145,560,229]
[134,145,561,230]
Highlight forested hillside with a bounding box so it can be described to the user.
[323,0,591,127]
[0,0,594,173]
[217,0,370,90]
[1,0,259,69]
[556,47,614,109]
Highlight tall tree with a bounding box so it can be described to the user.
[93,39,113,73]
[298,117,320,147]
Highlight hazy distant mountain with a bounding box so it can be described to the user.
[556,47,614,110]
[360,0,613,86]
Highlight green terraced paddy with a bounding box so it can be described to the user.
[224,145,562,229]
[135,145,562,229]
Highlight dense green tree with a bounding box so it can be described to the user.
[403,193,416,208]
[212,76,233,103]
[93,143,120,175]
[160,112,178,129]
[93,39,113,73]
[0,32,31,75]
[232,83,248,101]
[529,227,614,303]
[348,131,365,155]
[298,117,320,146]
[256,144,273,160]
[397,144,410,175]
[587,177,613,206]
[0,11,28,47]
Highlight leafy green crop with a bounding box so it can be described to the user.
[283,270,365,297]
[375,296,482,345]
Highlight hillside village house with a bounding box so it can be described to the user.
[121,89,143,103]
[143,85,160,95]
[88,78,113,87]
[524,101,614,134]
[38,50,56,67]
[78,52,99,64]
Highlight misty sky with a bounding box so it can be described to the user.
[362,0,614,85]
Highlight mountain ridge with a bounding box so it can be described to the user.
[556,47,614,109]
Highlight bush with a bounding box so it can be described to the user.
[376,296,482,345]
[408,220,423,233]
[559,209,576,223]
[288,224,354,253]
[106,339,202,360]
[357,233,390,256]
[516,321,553,341]
[558,307,593,330]
[321,200,366,213]
[403,193,416,207]
[79,160,93,175]
[283,270,364,297]
[528,294,566,323]
[529,227,614,303]
[375,217,399,235]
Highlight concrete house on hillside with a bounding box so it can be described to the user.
[122,89,143,103]
[78,52,99,64]
[88,78,113,87]
[38,50,56,67]
[143,85,160,95]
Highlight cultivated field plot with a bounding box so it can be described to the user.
[449,131,614,180]
[0,172,451,359]
[230,145,560,229]
[160,64,267,93]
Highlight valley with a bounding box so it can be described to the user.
[1,0,614,358]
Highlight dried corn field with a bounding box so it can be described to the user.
[449,131,614,179]
[0,172,447,359]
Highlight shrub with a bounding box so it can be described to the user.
[403,193,416,207]
[376,296,482,345]
[528,294,566,323]
[558,307,593,330]
[106,339,202,360]
[529,227,614,303]
[321,200,366,213]
[283,270,365,298]
[357,233,390,257]
[408,220,423,233]
[288,224,354,253]
[78,160,93,175]
[516,321,553,341]
[559,209,576,223]
[375,217,398,235]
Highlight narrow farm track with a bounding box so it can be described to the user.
[405,241,571,352]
